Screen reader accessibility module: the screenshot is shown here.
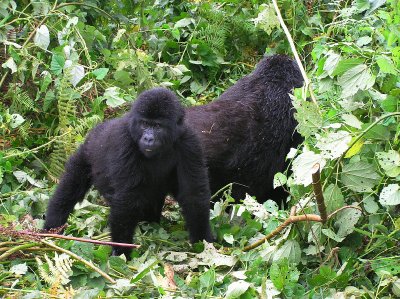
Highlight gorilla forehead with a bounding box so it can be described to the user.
[133,87,184,120]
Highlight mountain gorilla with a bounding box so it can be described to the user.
[44,88,213,258]
[186,55,304,205]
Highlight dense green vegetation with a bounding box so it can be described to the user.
[0,0,399,297]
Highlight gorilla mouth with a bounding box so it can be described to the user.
[145,149,153,152]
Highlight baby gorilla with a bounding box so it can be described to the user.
[44,87,213,258]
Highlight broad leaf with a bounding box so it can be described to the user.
[341,161,380,192]
[376,55,397,74]
[225,280,251,299]
[316,130,351,159]
[376,150,400,177]
[293,100,323,138]
[92,68,109,80]
[34,24,50,50]
[272,240,301,264]
[335,206,362,238]
[379,184,400,206]
[292,148,326,186]
[337,64,375,98]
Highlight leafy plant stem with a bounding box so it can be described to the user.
[40,239,116,284]
[323,112,400,189]
[0,242,39,260]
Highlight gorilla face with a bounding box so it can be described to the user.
[137,118,173,158]
[130,88,186,158]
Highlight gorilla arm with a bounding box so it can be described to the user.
[175,128,213,243]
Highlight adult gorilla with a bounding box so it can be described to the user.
[186,55,304,204]
[44,88,213,258]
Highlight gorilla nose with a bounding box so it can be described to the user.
[143,135,154,146]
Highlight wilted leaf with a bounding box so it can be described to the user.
[379,184,400,206]
[2,57,17,73]
[341,161,380,192]
[65,63,85,87]
[252,4,279,35]
[34,25,50,50]
[197,242,237,267]
[10,263,28,275]
[344,138,364,158]
[174,18,193,28]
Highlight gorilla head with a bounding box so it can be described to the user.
[130,88,185,158]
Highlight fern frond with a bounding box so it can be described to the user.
[18,119,32,140]
[74,115,102,136]
[7,86,37,113]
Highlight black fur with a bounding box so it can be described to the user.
[44,87,213,258]
[186,55,304,204]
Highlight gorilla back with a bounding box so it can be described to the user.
[44,87,213,258]
[186,55,304,204]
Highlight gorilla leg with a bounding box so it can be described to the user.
[109,197,142,258]
[44,147,92,230]
[179,195,213,243]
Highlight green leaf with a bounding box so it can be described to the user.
[337,64,375,98]
[321,228,345,242]
[92,68,109,80]
[225,280,250,299]
[376,55,397,74]
[308,266,336,287]
[362,124,391,140]
[331,58,365,76]
[171,28,180,40]
[273,172,287,189]
[335,207,362,237]
[341,161,380,192]
[103,87,125,108]
[10,113,25,128]
[71,242,94,260]
[379,184,400,206]
[376,150,400,177]
[323,184,345,213]
[174,18,193,28]
[363,195,379,213]
[50,54,65,75]
[380,95,398,112]
[293,100,323,138]
[199,268,215,290]
[323,51,341,76]
[371,258,400,276]
[273,240,301,264]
